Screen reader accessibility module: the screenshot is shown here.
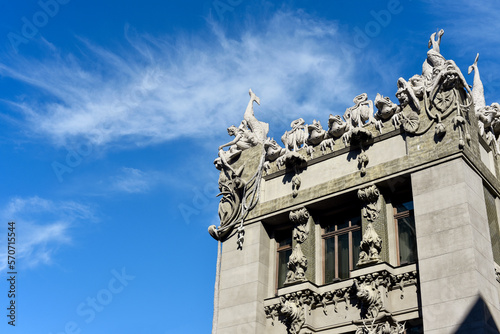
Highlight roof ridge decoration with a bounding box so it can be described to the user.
[209,29,498,247]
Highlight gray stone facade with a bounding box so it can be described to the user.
[210,30,500,333]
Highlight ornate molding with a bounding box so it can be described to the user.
[265,269,418,331]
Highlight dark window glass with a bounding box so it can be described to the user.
[277,248,292,288]
[325,237,336,283]
[352,229,362,269]
[394,201,417,265]
[323,214,361,282]
[276,230,292,289]
[338,233,349,279]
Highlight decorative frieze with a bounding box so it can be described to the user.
[265,269,418,326]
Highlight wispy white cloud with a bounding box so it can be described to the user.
[0,10,357,148]
[111,167,158,193]
[0,196,96,270]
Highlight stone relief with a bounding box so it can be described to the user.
[285,208,310,284]
[265,269,418,329]
[357,185,383,266]
[209,165,245,241]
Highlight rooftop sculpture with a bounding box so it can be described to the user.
[209,28,499,248]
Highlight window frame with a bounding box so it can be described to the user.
[322,215,361,283]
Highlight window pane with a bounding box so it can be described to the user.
[276,230,292,248]
[352,229,362,269]
[337,219,350,231]
[325,237,336,283]
[278,249,292,288]
[398,215,417,264]
[324,224,335,233]
[338,234,349,279]
[395,201,414,213]
[350,216,361,227]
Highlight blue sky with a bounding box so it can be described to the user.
[0,0,499,333]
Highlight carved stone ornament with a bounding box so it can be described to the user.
[354,278,384,319]
[343,93,381,145]
[265,294,306,334]
[358,185,381,222]
[285,244,308,284]
[290,207,310,243]
[209,89,268,245]
[265,270,417,329]
[285,208,310,284]
[357,185,383,266]
[356,319,405,334]
[280,299,305,334]
[374,93,400,122]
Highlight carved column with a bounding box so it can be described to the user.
[357,185,389,267]
[285,207,315,284]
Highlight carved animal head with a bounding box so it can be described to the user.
[356,285,371,302]
[353,93,369,105]
[264,138,285,162]
[264,137,278,149]
[307,119,323,133]
[328,114,348,138]
[290,118,306,129]
[375,94,398,120]
[280,300,298,318]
